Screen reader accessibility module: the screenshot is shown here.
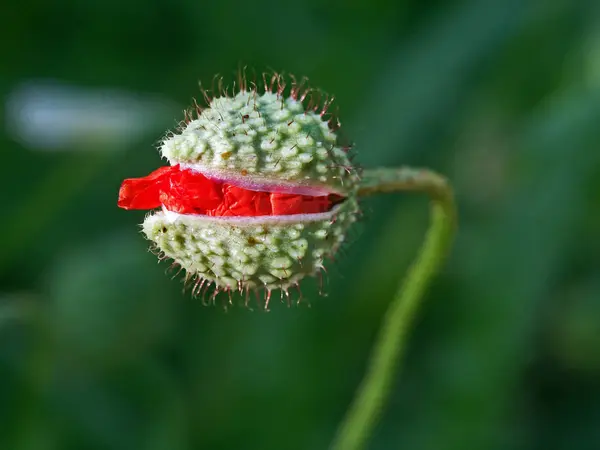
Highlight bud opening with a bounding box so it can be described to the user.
[118,165,345,217]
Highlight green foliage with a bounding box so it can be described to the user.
[2,0,600,449]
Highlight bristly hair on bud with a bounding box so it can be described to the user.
[182,69,347,135]
[118,68,362,309]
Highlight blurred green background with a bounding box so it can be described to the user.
[2,0,600,449]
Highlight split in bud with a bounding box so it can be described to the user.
[118,165,344,217]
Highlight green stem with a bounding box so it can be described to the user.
[330,167,457,450]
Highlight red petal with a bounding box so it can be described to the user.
[160,169,224,214]
[118,165,341,216]
[271,193,333,215]
[118,166,177,210]
[220,186,273,217]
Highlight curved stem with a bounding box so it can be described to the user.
[330,167,457,450]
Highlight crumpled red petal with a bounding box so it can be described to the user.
[118,165,341,217]
[117,166,173,210]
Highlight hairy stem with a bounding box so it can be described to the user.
[330,167,457,450]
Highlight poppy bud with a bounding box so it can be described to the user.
[118,74,360,305]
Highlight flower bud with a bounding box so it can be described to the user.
[118,74,360,304]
